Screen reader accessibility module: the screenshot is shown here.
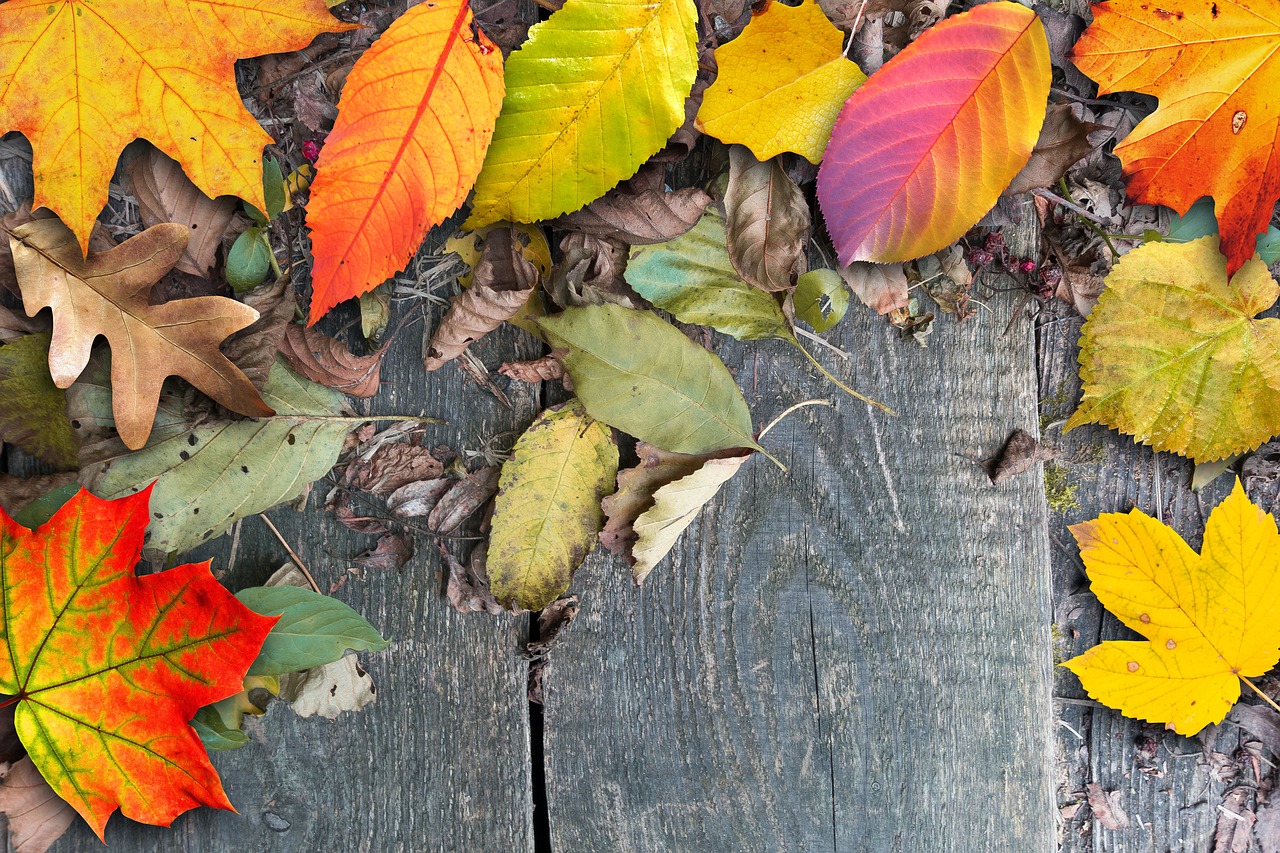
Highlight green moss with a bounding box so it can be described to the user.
[1039,384,1074,432]
[1044,461,1080,513]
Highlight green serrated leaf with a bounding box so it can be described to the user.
[794,269,850,333]
[226,227,271,293]
[0,333,79,468]
[488,400,618,610]
[237,586,389,676]
[537,305,763,455]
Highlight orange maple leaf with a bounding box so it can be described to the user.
[1071,0,1280,276]
[305,0,505,324]
[0,0,351,253]
[0,487,277,839]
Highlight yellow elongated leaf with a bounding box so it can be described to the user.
[1062,479,1280,735]
[1064,237,1280,462]
[487,400,619,610]
[465,0,699,227]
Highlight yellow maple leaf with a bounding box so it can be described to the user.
[0,0,351,253]
[696,0,866,164]
[1063,479,1280,735]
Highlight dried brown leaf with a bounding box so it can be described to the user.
[0,757,76,853]
[554,164,711,244]
[221,274,297,392]
[387,477,454,518]
[724,146,809,292]
[441,542,506,616]
[347,445,446,495]
[984,429,1056,484]
[0,304,40,344]
[840,261,909,314]
[1086,783,1130,831]
[522,595,580,658]
[279,324,384,398]
[1257,803,1280,853]
[547,232,639,309]
[1005,104,1100,196]
[600,442,714,555]
[1229,704,1280,753]
[353,533,414,572]
[1213,788,1255,853]
[499,355,565,384]
[127,147,237,277]
[428,467,500,534]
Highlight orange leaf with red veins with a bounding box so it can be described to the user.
[1070,0,1280,276]
[305,0,505,324]
[0,488,277,839]
[0,0,351,254]
[817,2,1051,265]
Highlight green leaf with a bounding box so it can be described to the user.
[191,706,249,751]
[466,0,698,227]
[1159,197,1280,264]
[237,586,389,676]
[794,269,850,332]
[74,361,355,557]
[537,305,765,456]
[191,675,278,752]
[226,227,271,293]
[262,157,286,221]
[10,483,79,530]
[0,333,79,468]
[487,400,618,610]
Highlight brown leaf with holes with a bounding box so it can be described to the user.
[1004,104,1100,196]
[128,147,237,277]
[0,757,76,853]
[554,164,711,244]
[424,227,538,371]
[279,324,385,398]
[499,356,565,384]
[8,219,272,449]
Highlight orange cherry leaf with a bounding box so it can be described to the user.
[816,1,1050,265]
[1071,0,1280,276]
[0,488,277,839]
[0,0,351,254]
[305,0,505,324]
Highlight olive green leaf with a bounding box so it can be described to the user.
[237,586,389,676]
[0,332,79,468]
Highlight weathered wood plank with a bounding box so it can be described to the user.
[542,289,1056,850]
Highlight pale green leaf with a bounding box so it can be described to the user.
[794,269,850,332]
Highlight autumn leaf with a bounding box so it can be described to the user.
[305,0,505,324]
[1070,0,1280,276]
[696,0,866,163]
[8,219,272,450]
[127,147,238,278]
[818,1,1051,264]
[278,324,387,398]
[487,400,618,610]
[0,488,277,837]
[0,757,76,853]
[1062,479,1280,735]
[553,164,711,245]
[465,0,699,227]
[0,0,349,253]
[723,146,810,292]
[0,334,78,470]
[1004,102,1100,197]
[839,261,909,315]
[1064,237,1280,462]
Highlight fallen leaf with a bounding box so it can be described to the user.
[1258,803,1280,853]
[985,428,1056,484]
[428,467,500,535]
[305,0,505,323]
[553,164,711,244]
[839,261,910,315]
[236,585,388,674]
[353,533,415,571]
[1229,703,1280,753]
[74,361,354,558]
[547,232,638,309]
[466,0,699,226]
[1065,237,1280,462]
[793,270,851,333]
[488,401,618,610]
[1070,0,1280,275]
[1062,480,1280,735]
[0,757,76,853]
[1214,788,1255,852]
[1004,103,1100,196]
[279,324,386,398]
[600,442,716,555]
[724,146,810,292]
[915,246,975,318]
[0,488,276,837]
[190,674,277,752]
[0,334,78,469]
[522,595,580,658]
[387,477,455,519]
[499,355,565,383]
[1086,783,1130,831]
[221,273,299,392]
[0,303,39,345]
[818,2,1051,264]
[8,219,272,449]
[539,305,764,455]
[127,147,237,277]
[441,542,506,616]
[697,0,866,163]
[0,0,349,252]
[0,475,77,523]
[346,444,446,495]
[280,654,376,719]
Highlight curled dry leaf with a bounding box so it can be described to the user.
[499,355,565,384]
[353,533,414,571]
[425,226,539,371]
[522,595,580,658]
[0,303,39,344]
[553,164,711,244]
[279,324,386,398]
[387,477,454,518]
[8,219,272,449]
[724,146,810,292]
[441,542,506,616]
[548,232,638,309]
[127,147,237,277]
[1004,103,1100,196]
[221,273,298,392]
[840,261,910,315]
[1086,784,1130,831]
[345,443,445,495]
[984,428,1056,484]
[0,757,77,853]
[428,467,501,535]
[601,441,728,555]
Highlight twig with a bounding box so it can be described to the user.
[759,399,835,439]
[258,513,320,593]
[1241,676,1280,716]
[1033,188,1111,226]
[794,326,851,361]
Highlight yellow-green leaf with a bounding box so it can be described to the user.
[1062,479,1280,735]
[465,0,698,227]
[0,333,78,469]
[487,400,619,610]
[1064,237,1280,462]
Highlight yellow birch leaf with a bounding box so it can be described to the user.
[1064,236,1280,462]
[1062,479,1280,735]
[696,0,866,164]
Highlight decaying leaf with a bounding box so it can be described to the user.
[547,232,638,308]
[697,0,866,163]
[538,305,764,455]
[840,261,910,315]
[1062,480,1280,735]
[428,467,501,535]
[487,401,618,610]
[280,654,377,719]
[1004,103,1100,196]
[724,146,810,292]
[345,440,446,495]
[0,474,77,523]
[353,533,415,571]
[984,428,1056,484]
[1086,783,1130,831]
[818,2,1051,264]
[442,542,506,616]
[601,442,715,555]
[553,164,711,244]
[522,595,580,658]
[793,269,850,332]
[279,324,386,398]
[8,219,272,449]
[222,274,298,392]
[0,488,277,838]
[1065,237,1280,462]
[499,355,565,384]
[1229,703,1280,752]
[0,757,77,853]
[387,478,455,519]
[127,147,237,277]
[0,333,78,469]
[466,0,699,226]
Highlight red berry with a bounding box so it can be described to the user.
[302,140,321,163]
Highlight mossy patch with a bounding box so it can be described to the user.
[1044,461,1080,513]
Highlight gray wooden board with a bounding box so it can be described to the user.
[541,293,1057,851]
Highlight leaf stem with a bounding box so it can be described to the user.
[257,513,320,593]
[759,399,834,440]
[1241,676,1280,716]
[787,337,895,415]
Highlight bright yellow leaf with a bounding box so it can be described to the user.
[696,0,866,163]
[0,0,351,252]
[1062,479,1280,735]
[1065,236,1280,462]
